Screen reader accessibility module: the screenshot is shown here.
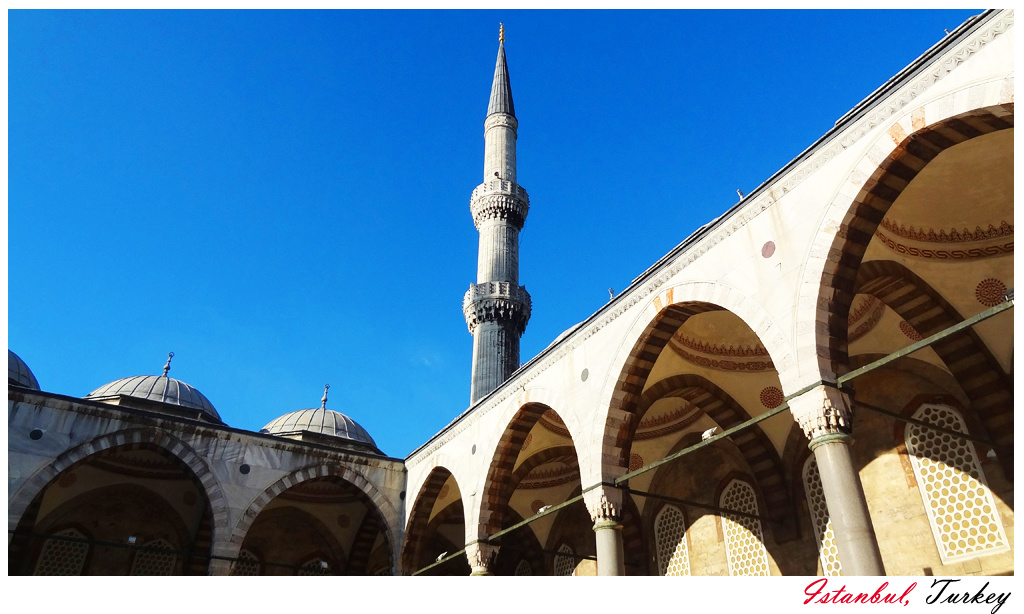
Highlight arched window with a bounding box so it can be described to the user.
[553,543,575,576]
[654,504,690,576]
[231,549,261,576]
[514,559,532,576]
[130,538,177,575]
[905,403,1009,564]
[802,457,842,576]
[298,557,332,576]
[720,479,770,576]
[34,528,89,576]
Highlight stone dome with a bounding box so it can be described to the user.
[9,350,40,390]
[261,407,377,449]
[86,374,221,422]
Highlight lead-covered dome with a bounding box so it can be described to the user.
[85,353,221,423]
[9,350,40,390]
[261,385,378,453]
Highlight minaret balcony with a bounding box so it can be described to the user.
[463,282,532,334]
[470,180,530,229]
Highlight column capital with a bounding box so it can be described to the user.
[788,383,854,441]
[465,541,499,576]
[584,485,623,523]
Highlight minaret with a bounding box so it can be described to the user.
[463,23,531,405]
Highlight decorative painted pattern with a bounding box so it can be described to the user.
[667,339,775,372]
[634,402,704,441]
[905,404,1009,564]
[515,559,533,575]
[900,320,923,341]
[875,229,1013,260]
[879,219,1013,243]
[849,301,886,343]
[759,387,784,409]
[629,453,644,472]
[975,278,1007,307]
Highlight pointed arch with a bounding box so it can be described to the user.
[7,428,230,555]
[795,101,1012,387]
[228,463,399,575]
[401,463,465,575]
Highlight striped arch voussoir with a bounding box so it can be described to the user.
[8,428,230,547]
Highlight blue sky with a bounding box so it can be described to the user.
[7,9,982,458]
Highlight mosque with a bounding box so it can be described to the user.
[8,9,1014,576]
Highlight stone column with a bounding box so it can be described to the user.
[789,384,885,575]
[466,541,499,576]
[586,488,625,576]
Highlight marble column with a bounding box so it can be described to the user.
[789,384,885,575]
[586,488,625,576]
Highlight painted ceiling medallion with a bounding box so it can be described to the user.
[975,278,1007,307]
[438,483,450,500]
[531,500,545,514]
[629,453,644,472]
[760,386,784,409]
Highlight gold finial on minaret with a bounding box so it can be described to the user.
[499,22,504,44]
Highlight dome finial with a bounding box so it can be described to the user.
[499,22,504,44]
[321,384,330,409]
[162,352,175,377]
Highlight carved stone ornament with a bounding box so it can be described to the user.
[484,113,518,133]
[789,384,854,441]
[470,180,530,229]
[463,282,532,334]
[587,492,622,523]
[466,541,500,573]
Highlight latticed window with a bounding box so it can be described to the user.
[514,559,532,576]
[654,505,690,576]
[298,558,332,575]
[130,538,177,575]
[720,479,770,576]
[231,549,261,576]
[553,544,575,576]
[905,404,1009,564]
[34,528,89,575]
[802,457,842,576]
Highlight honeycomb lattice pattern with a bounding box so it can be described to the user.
[298,558,332,575]
[720,480,770,576]
[802,458,842,576]
[130,539,176,575]
[654,505,690,576]
[515,559,532,576]
[554,544,575,576]
[905,404,1009,564]
[33,528,89,575]
[231,550,260,576]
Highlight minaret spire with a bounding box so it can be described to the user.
[464,29,532,404]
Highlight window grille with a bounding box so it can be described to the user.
[802,457,842,575]
[130,538,177,575]
[720,479,770,576]
[905,403,1009,564]
[654,505,690,576]
[33,528,89,576]
[553,544,575,576]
